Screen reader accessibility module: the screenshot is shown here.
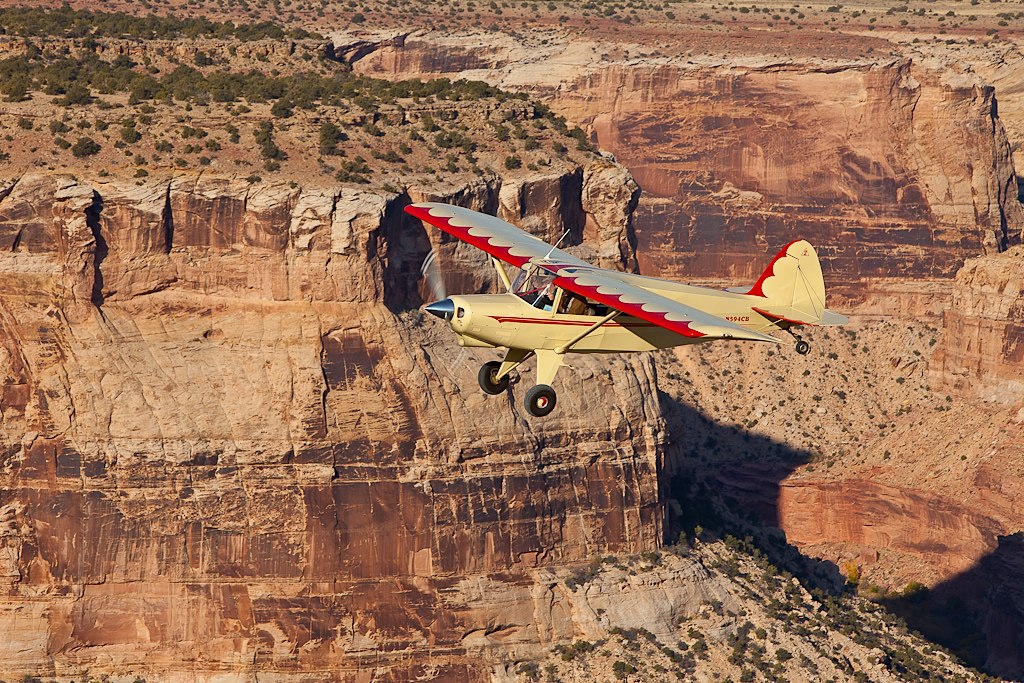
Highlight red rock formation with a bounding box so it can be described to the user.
[777,478,1001,581]
[0,166,665,681]
[931,245,1024,404]
[347,33,1023,313]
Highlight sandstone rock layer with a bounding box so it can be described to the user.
[348,34,1023,314]
[0,167,664,681]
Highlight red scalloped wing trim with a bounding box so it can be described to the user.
[404,204,533,268]
[550,271,706,339]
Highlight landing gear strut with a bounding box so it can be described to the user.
[788,329,811,355]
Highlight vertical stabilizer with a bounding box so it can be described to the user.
[747,240,832,324]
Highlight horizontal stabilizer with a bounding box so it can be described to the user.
[818,309,850,326]
[753,305,849,327]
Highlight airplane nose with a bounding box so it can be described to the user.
[424,298,455,321]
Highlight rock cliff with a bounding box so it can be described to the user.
[343,30,1023,313]
[0,164,664,681]
[931,245,1024,405]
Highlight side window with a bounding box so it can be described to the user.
[557,291,608,316]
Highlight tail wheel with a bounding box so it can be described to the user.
[524,384,557,417]
[478,361,510,395]
[795,340,810,355]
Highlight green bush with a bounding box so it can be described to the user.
[254,121,285,160]
[319,120,346,154]
[59,83,93,105]
[120,124,140,143]
[71,136,100,157]
[0,6,319,40]
[612,660,637,680]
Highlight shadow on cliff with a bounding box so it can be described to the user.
[656,389,1024,680]
[657,390,845,590]
[882,532,1024,680]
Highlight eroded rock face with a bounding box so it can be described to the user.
[348,33,1023,314]
[931,245,1024,404]
[0,166,666,681]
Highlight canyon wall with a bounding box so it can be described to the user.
[0,164,665,681]
[345,32,1023,314]
[931,245,1024,404]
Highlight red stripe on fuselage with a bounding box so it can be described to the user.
[751,307,815,326]
[488,316,654,328]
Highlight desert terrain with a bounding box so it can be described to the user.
[0,1,1022,681]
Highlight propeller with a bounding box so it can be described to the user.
[420,250,447,302]
[419,249,468,375]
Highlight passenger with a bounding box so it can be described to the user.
[565,294,588,315]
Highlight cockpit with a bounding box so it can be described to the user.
[512,267,557,308]
[511,266,608,316]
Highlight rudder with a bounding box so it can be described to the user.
[746,240,842,326]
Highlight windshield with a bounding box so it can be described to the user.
[512,267,556,307]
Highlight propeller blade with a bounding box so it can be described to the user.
[420,250,448,302]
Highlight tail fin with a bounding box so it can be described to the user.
[746,240,847,326]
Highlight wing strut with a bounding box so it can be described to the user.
[553,309,622,354]
[492,257,512,292]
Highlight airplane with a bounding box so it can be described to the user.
[405,202,848,417]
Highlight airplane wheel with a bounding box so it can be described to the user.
[478,361,510,395]
[795,340,810,355]
[524,384,557,417]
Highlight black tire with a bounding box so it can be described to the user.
[524,384,557,417]
[478,361,510,395]
[795,340,810,355]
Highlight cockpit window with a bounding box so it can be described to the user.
[557,291,609,317]
[511,266,608,315]
[513,267,557,308]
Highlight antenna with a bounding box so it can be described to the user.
[544,229,571,259]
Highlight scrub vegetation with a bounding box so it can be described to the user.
[0,6,597,184]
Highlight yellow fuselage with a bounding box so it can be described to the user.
[445,287,774,353]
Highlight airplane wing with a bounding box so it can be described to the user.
[535,262,780,343]
[404,202,591,269]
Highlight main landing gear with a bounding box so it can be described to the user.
[477,349,564,417]
[478,361,510,395]
[788,329,811,355]
[524,384,557,417]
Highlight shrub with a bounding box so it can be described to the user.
[59,83,93,106]
[254,121,285,160]
[565,560,601,590]
[612,660,637,680]
[120,124,140,143]
[270,98,293,118]
[71,136,100,157]
[504,155,522,170]
[319,120,345,154]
